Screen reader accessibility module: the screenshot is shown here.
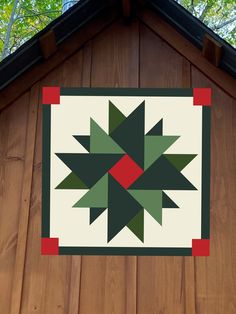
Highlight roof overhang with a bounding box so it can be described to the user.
[145,0,236,78]
[0,0,235,109]
[0,0,120,90]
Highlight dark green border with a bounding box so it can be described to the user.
[59,247,192,255]
[201,107,211,238]
[42,88,210,255]
[60,87,193,97]
[42,105,51,237]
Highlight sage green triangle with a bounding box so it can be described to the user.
[128,190,162,225]
[90,119,124,154]
[164,154,197,171]
[56,172,87,189]
[73,174,108,208]
[109,101,126,134]
[127,209,144,242]
[144,135,179,169]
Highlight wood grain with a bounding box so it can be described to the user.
[122,0,132,21]
[137,7,236,99]
[39,30,58,60]
[19,95,49,313]
[20,65,69,314]
[192,66,236,314]
[10,84,39,314]
[91,20,139,88]
[0,93,29,314]
[202,34,222,67]
[140,24,189,88]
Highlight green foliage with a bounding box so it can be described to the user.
[175,0,236,47]
[0,0,235,60]
[0,0,62,59]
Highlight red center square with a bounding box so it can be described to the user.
[108,154,143,189]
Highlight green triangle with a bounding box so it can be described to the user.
[108,175,142,242]
[73,174,108,208]
[162,192,179,208]
[164,154,197,171]
[109,101,126,134]
[56,153,123,188]
[131,155,196,191]
[144,135,179,169]
[147,119,163,135]
[90,207,107,224]
[128,190,162,225]
[90,119,124,154]
[111,102,145,167]
[127,209,144,242]
[56,172,87,189]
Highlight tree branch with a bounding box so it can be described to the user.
[1,0,19,59]
[62,1,78,13]
[198,3,212,22]
[212,16,236,30]
[189,0,195,14]
[14,10,61,21]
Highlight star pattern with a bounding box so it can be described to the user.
[56,101,197,242]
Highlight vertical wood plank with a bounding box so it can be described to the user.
[184,257,197,314]
[140,24,188,88]
[20,52,84,314]
[9,85,39,314]
[125,255,137,314]
[20,87,49,313]
[91,20,139,88]
[192,66,236,314]
[0,93,29,314]
[137,23,191,314]
[79,19,139,314]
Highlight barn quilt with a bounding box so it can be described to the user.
[42,88,211,256]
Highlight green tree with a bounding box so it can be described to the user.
[0,0,235,61]
[0,0,62,60]
[175,0,236,47]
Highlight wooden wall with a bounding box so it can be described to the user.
[0,18,235,314]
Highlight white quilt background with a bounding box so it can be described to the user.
[50,96,202,247]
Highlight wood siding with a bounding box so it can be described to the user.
[0,18,235,314]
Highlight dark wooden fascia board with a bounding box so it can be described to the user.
[202,34,223,67]
[122,0,132,22]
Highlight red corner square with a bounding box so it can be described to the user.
[41,237,59,255]
[42,86,60,104]
[192,239,210,256]
[193,88,211,106]
[108,154,143,189]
